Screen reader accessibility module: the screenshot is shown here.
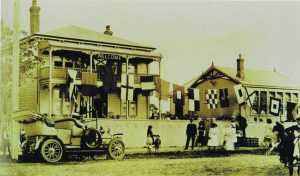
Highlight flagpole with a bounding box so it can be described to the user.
[11,0,20,160]
[158,61,161,120]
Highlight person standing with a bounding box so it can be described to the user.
[207,123,219,150]
[184,118,197,150]
[196,119,206,147]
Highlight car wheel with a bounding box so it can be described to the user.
[40,139,63,163]
[107,138,125,160]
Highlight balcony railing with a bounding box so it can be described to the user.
[39,67,158,89]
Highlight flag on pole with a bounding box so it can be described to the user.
[205,89,218,109]
[234,84,245,104]
[188,88,200,111]
[269,97,281,116]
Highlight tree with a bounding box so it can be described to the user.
[1,20,43,121]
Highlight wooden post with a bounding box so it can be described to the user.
[158,60,162,120]
[126,56,129,119]
[11,0,20,160]
[49,49,53,118]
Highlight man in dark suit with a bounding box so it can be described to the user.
[185,118,197,150]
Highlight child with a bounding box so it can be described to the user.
[154,135,161,153]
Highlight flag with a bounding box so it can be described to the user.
[155,77,170,101]
[234,84,245,104]
[269,97,281,116]
[173,84,185,104]
[140,75,155,90]
[245,87,256,107]
[188,88,200,111]
[219,88,229,108]
[67,69,77,99]
[101,60,120,92]
[121,73,134,101]
[205,89,218,109]
[81,72,98,96]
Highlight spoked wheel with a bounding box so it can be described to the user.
[40,139,63,163]
[107,138,125,160]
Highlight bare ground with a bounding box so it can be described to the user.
[0,152,292,176]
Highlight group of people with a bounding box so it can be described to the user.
[184,118,240,151]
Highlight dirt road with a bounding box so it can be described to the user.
[0,154,291,176]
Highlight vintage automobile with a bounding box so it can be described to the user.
[14,111,125,163]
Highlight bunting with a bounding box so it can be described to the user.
[155,77,170,101]
[67,69,77,100]
[81,72,98,96]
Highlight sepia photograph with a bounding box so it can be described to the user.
[1,0,300,175]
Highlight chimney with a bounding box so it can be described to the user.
[30,0,40,34]
[104,25,113,36]
[236,53,245,80]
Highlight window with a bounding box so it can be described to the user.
[65,61,73,68]
[54,61,63,68]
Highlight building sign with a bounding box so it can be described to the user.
[98,53,123,60]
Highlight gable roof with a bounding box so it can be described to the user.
[34,25,155,50]
[189,65,300,89]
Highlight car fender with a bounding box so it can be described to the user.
[34,136,46,150]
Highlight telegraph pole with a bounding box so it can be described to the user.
[11,0,20,160]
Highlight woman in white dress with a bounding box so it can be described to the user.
[207,123,218,150]
[224,125,235,151]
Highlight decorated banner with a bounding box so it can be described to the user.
[234,84,245,104]
[206,89,218,109]
[219,88,229,108]
[269,97,281,116]
[188,88,200,111]
[140,75,155,90]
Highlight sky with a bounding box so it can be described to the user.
[2,0,300,86]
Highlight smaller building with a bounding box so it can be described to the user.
[171,54,300,123]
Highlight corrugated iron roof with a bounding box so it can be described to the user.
[35,25,155,49]
[186,65,300,89]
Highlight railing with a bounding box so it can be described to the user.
[39,67,158,88]
[39,67,100,80]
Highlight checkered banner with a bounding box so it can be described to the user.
[205,89,218,109]
[269,97,281,116]
[188,88,200,111]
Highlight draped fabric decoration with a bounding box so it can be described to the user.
[155,77,170,101]
[219,88,229,108]
[66,69,77,100]
[234,84,245,104]
[205,89,218,109]
[188,88,200,111]
[81,72,98,96]
[121,74,134,101]
[101,60,121,93]
[172,84,185,104]
[269,97,281,116]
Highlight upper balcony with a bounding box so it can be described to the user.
[39,67,158,89]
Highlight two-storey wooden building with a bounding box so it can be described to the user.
[171,54,300,122]
[19,1,162,119]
